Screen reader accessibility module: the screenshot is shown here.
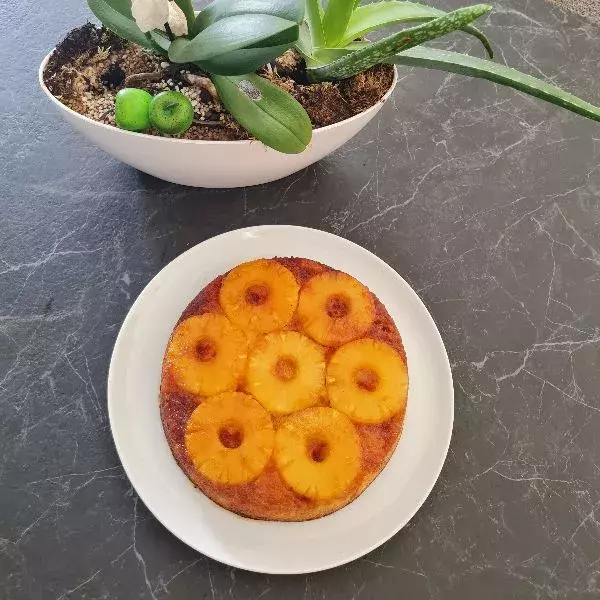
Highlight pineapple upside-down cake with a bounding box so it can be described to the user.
[160,258,409,521]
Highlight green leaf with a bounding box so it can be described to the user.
[344,2,445,42]
[295,22,314,59]
[196,44,292,75]
[460,25,493,59]
[246,28,298,49]
[211,73,312,153]
[104,0,132,18]
[88,0,154,49]
[340,1,493,58]
[306,47,352,67]
[305,42,370,66]
[305,0,325,47]
[169,14,298,63]
[389,46,600,123]
[307,3,491,81]
[168,37,190,59]
[148,30,171,52]
[194,0,304,33]
[322,0,355,46]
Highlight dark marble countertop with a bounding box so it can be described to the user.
[2,0,600,597]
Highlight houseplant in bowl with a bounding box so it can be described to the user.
[40,0,600,188]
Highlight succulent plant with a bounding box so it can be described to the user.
[299,0,600,122]
[87,0,600,155]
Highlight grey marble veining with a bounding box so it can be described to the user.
[2,0,600,597]
[550,0,600,26]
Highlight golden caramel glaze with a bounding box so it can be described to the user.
[247,331,327,415]
[185,392,275,485]
[274,407,362,501]
[297,271,376,346]
[164,314,248,397]
[219,259,300,336]
[327,339,409,424]
[160,258,407,521]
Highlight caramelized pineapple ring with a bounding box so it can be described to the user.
[165,313,248,397]
[247,331,326,415]
[185,392,274,485]
[297,271,375,346]
[219,259,300,335]
[327,339,408,424]
[274,407,361,500]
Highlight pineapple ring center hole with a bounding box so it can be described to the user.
[354,367,379,392]
[325,294,350,319]
[272,356,298,382]
[196,337,217,362]
[218,422,243,449]
[245,284,270,306]
[307,438,330,463]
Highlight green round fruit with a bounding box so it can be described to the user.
[114,88,153,132]
[149,91,194,135]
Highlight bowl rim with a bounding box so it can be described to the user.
[39,51,398,148]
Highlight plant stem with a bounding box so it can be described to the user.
[124,71,164,86]
[164,22,175,41]
[305,0,325,48]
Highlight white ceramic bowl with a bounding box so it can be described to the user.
[39,54,397,188]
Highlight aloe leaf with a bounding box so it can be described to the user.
[194,0,304,33]
[306,47,352,67]
[305,0,325,47]
[196,44,292,74]
[169,14,298,63]
[211,74,312,153]
[341,1,492,58]
[389,46,600,122]
[345,0,437,40]
[295,22,314,59]
[307,3,491,81]
[305,41,372,66]
[322,0,356,46]
[88,0,155,49]
[460,25,493,58]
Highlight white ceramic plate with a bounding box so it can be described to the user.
[108,225,453,574]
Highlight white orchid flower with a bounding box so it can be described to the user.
[131,0,188,36]
[131,0,169,33]
[166,1,188,37]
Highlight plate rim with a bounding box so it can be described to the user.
[107,224,454,574]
